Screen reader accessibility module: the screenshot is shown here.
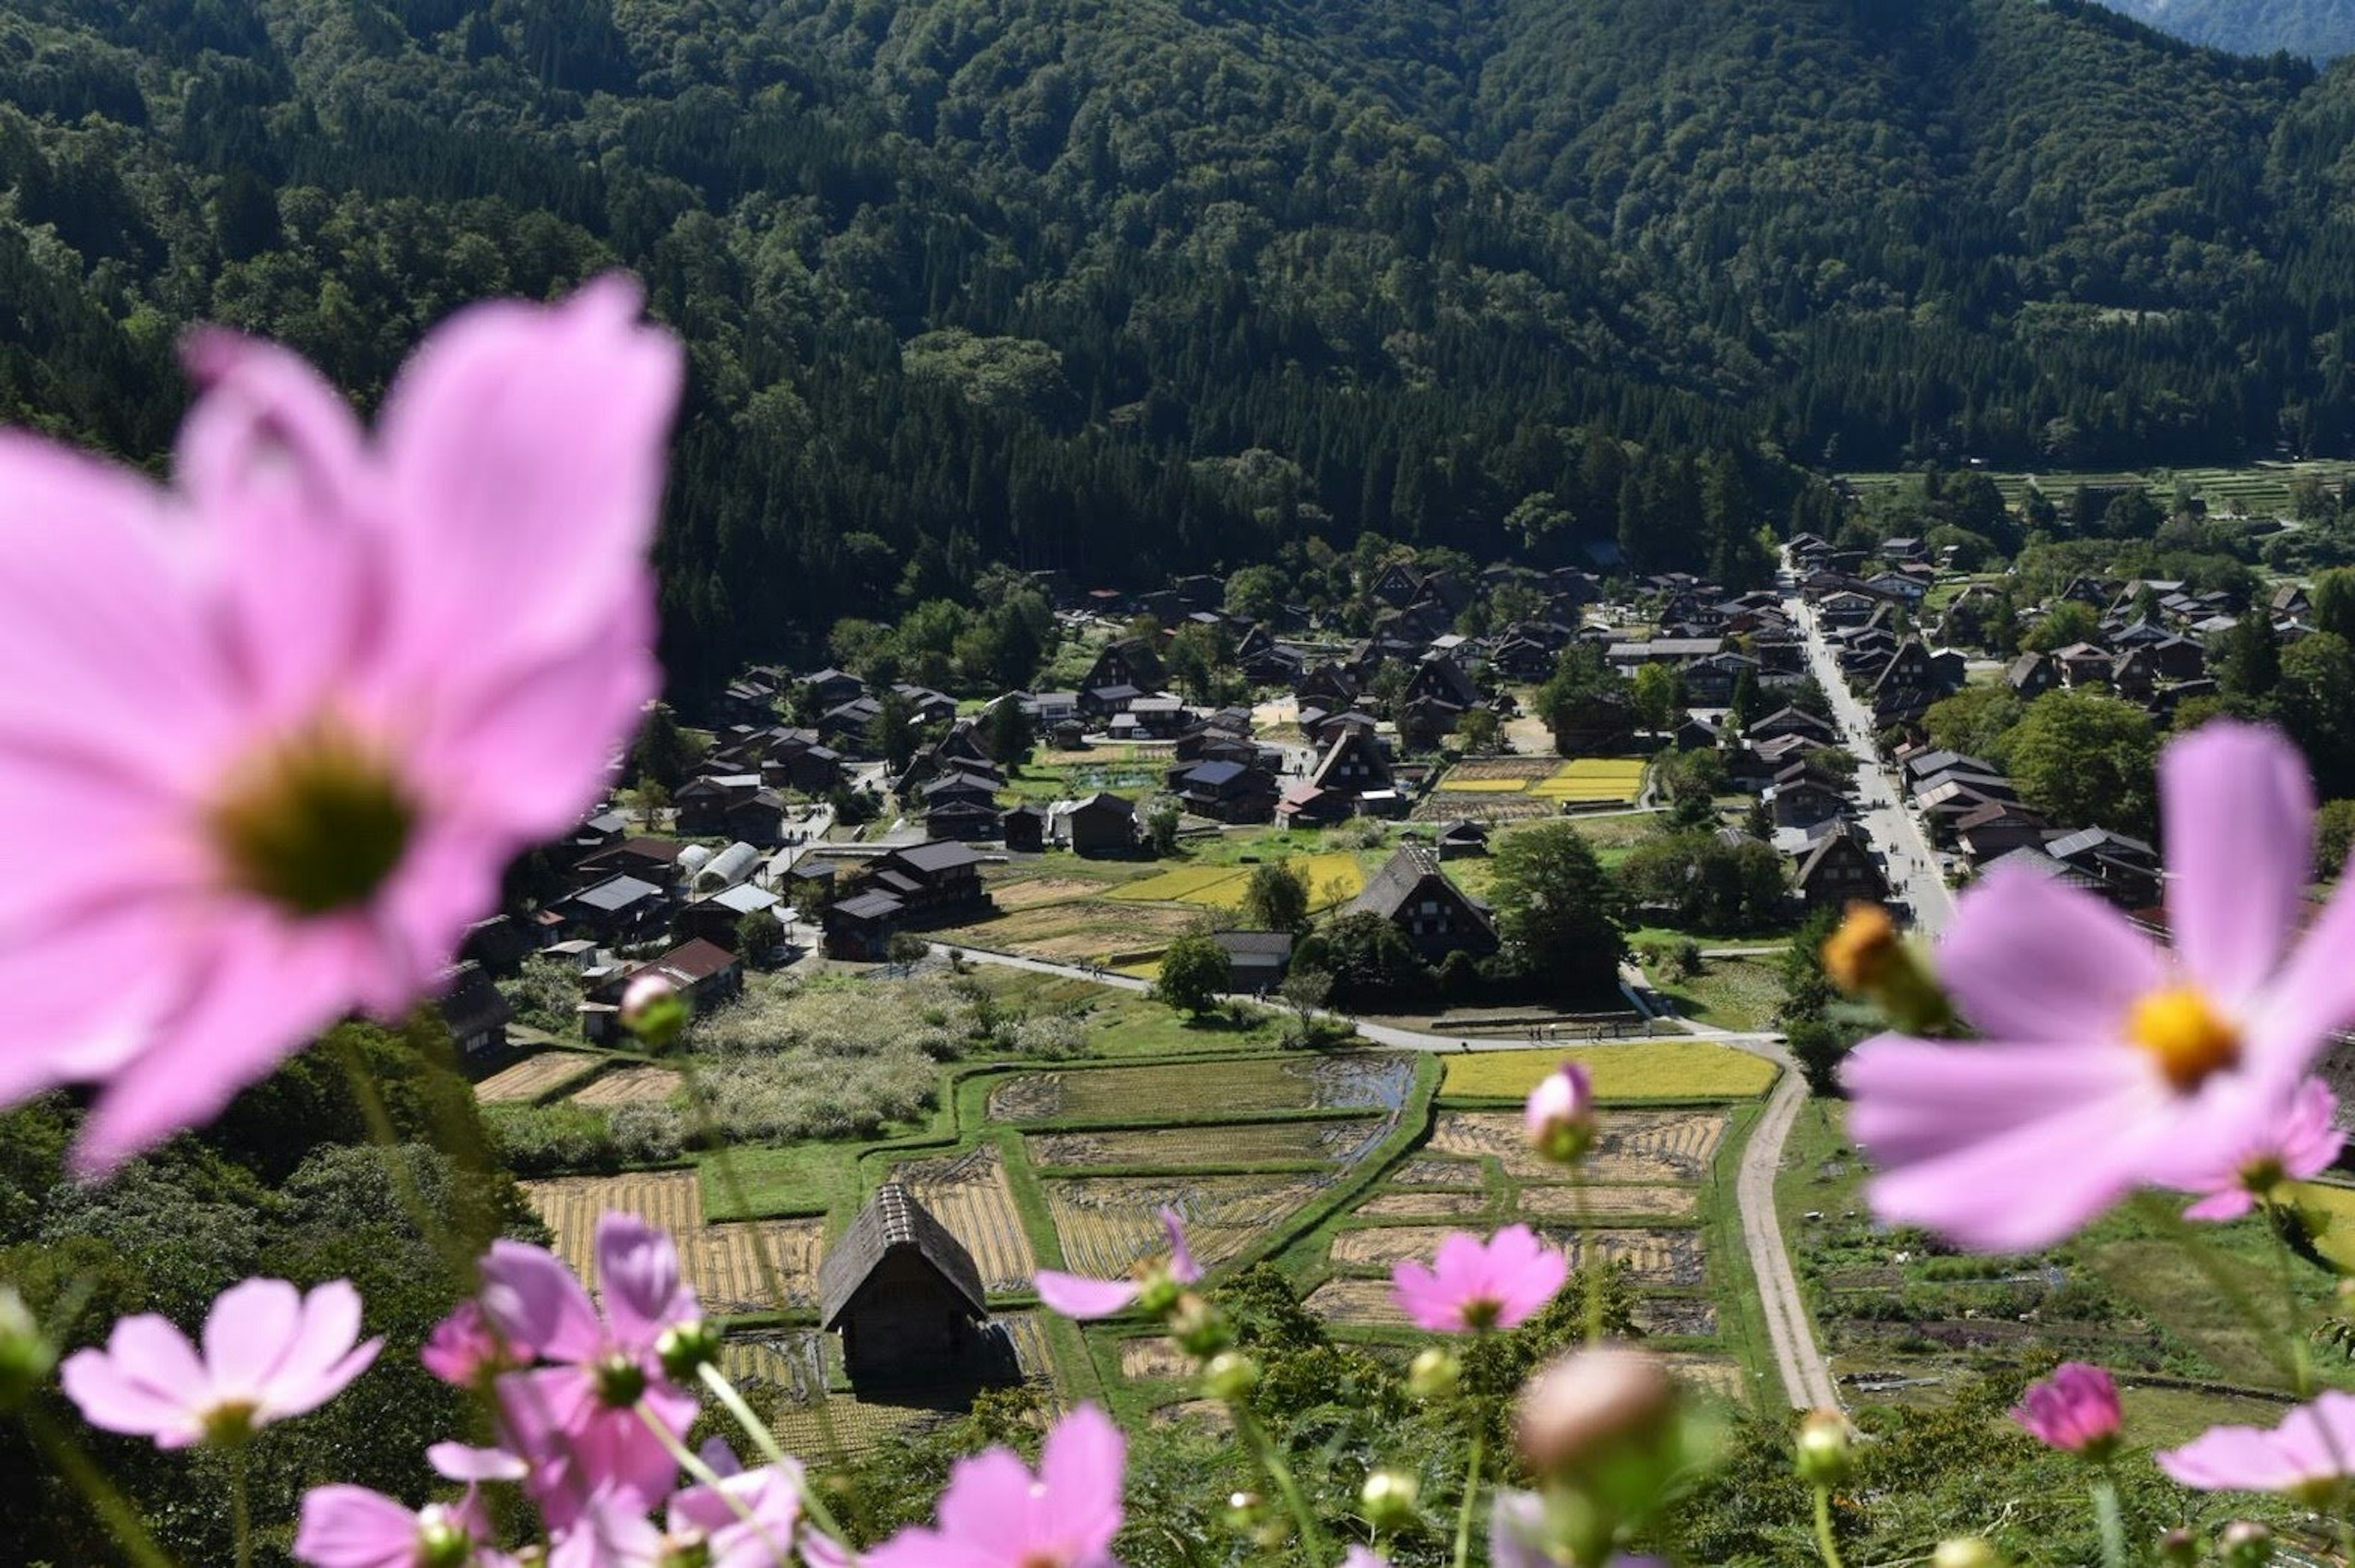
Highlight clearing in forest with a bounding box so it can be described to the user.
[473,1050,603,1104]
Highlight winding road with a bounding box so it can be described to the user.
[943,941,1840,1409]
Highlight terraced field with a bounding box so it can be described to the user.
[1531,758,1648,803]
[1108,852,1368,911]
[1328,1223,1705,1285]
[1431,1108,1728,1182]
[569,1065,683,1107]
[1441,1042,1775,1101]
[889,1147,1038,1294]
[1046,1173,1331,1277]
[1514,1184,1699,1220]
[1027,1117,1385,1169]
[1392,1157,1486,1188]
[520,1170,825,1312]
[989,1055,1415,1123]
[474,1050,603,1104]
[1358,1190,1492,1218]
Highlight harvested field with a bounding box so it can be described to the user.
[474,1050,603,1104]
[1634,1298,1720,1337]
[1442,1042,1774,1101]
[1028,1117,1384,1169]
[1512,1184,1699,1221]
[949,899,1201,962]
[1431,1108,1727,1182]
[991,876,1117,911]
[1119,1337,1195,1380]
[1442,759,1556,782]
[1660,1353,1747,1401]
[1109,866,1248,906]
[1150,1399,1232,1431]
[1434,776,1531,794]
[1357,1191,1490,1219]
[990,1055,1415,1123]
[1328,1223,1706,1287]
[891,1146,1039,1293]
[1392,1157,1486,1188]
[1046,1174,1330,1278]
[569,1065,683,1108]
[1413,793,1553,825]
[1304,1277,1407,1326]
[520,1171,824,1312]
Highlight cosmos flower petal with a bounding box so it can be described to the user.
[2249,874,2355,1080]
[1861,1086,2165,1252]
[1933,866,2163,1042]
[2162,722,2313,1010]
[1842,1034,2153,1163]
[594,1210,697,1352]
[1158,1207,1201,1284]
[1033,1271,1144,1320]
[293,1485,429,1568]
[1040,1403,1126,1548]
[478,1239,606,1366]
[202,1277,303,1394]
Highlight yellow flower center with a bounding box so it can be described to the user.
[2127,986,2241,1094]
[207,719,416,917]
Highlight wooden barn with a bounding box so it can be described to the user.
[818,1184,990,1384]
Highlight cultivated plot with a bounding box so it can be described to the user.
[520,1170,824,1312]
[474,1050,603,1104]
[989,1055,1415,1123]
[1512,1184,1699,1221]
[1391,1157,1487,1188]
[1441,1042,1775,1101]
[1027,1117,1384,1169]
[1357,1190,1492,1219]
[569,1065,683,1108]
[1530,759,1647,803]
[889,1145,1039,1294]
[1431,1108,1727,1182]
[1327,1223,1706,1286]
[1045,1174,1330,1278]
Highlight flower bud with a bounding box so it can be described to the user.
[1408,1345,1461,1402]
[621,973,689,1049]
[1201,1350,1260,1401]
[1793,1409,1854,1488]
[419,1513,475,1568]
[2158,1528,2201,1567]
[1359,1469,1420,1534]
[1514,1345,1677,1481]
[1135,1272,1182,1319]
[1168,1292,1231,1358]
[592,1351,648,1409]
[656,1318,722,1382]
[1931,1540,2008,1568]
[2219,1521,2274,1568]
[1526,1061,1597,1166]
[1823,902,1956,1034]
[0,1288,56,1412]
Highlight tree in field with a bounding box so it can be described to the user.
[1922,684,2023,762]
[2318,798,2355,879]
[2316,568,2355,645]
[987,698,1035,773]
[631,703,700,787]
[1153,931,1232,1018]
[636,779,670,828]
[2022,600,2100,653]
[2276,631,2355,798]
[1630,663,1685,735]
[2005,689,2159,836]
[1242,860,1311,932]
[1145,804,1182,857]
[1727,668,1761,733]
[2216,609,2282,701]
[868,690,919,773]
[1455,706,1501,754]
[1487,822,1629,996]
[734,908,785,966]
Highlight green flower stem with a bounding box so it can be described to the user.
[636,1401,794,1564]
[231,1444,253,1568]
[2262,1204,2317,1398]
[1452,1426,1485,1568]
[1234,1401,1328,1562]
[21,1407,175,1568]
[2133,1193,2303,1389]
[333,1031,472,1285]
[698,1361,856,1553]
[2090,1472,2127,1568]
[1811,1485,1845,1568]
[1574,1181,1604,1344]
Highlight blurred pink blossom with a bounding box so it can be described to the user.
[1035,1207,1199,1318]
[2182,1077,2345,1221]
[1390,1225,1567,1334]
[419,1299,515,1387]
[1844,723,2355,1249]
[2160,1390,2355,1496]
[294,1484,492,1568]
[1525,1060,1596,1164]
[0,279,679,1174]
[2010,1363,2123,1457]
[60,1277,379,1448]
[863,1402,1125,1567]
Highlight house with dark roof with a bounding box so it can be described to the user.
[819,1184,992,1384]
[1349,844,1498,963]
[1063,792,1139,856]
[1002,802,1048,853]
[1174,760,1281,824]
[436,963,512,1057]
[1747,706,1838,746]
[1212,931,1295,992]
[1309,729,1394,800]
[1767,763,1850,830]
[1791,824,1887,914]
[1081,637,1165,696]
[1436,820,1490,860]
[820,841,994,958]
[551,874,674,944]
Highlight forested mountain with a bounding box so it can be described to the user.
[2102,0,2355,61]
[7,0,2355,684]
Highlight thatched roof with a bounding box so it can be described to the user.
[818,1183,987,1328]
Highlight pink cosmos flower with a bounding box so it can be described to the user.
[1390,1225,1568,1334]
[1488,1490,1664,1568]
[420,1299,516,1386]
[1525,1060,1597,1165]
[59,1277,380,1448]
[1036,1207,1200,1318]
[863,1402,1125,1567]
[2011,1363,2123,1456]
[478,1214,701,1528]
[2159,1390,2355,1496]
[294,1485,492,1568]
[2182,1077,2346,1221]
[539,1460,804,1568]
[1842,722,2355,1250]
[0,278,680,1174]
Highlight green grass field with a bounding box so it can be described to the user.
[1655,957,1786,1032]
[1439,1041,1777,1101]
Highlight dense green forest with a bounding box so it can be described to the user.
[2103,0,2355,61]
[10,0,2355,684]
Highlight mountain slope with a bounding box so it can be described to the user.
[2104,0,2355,60]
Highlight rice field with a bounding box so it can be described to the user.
[946,898,1202,962]
[1431,1108,1729,1182]
[1392,1157,1486,1188]
[1027,1117,1385,1169]
[474,1050,604,1104]
[1119,1337,1196,1380]
[890,1146,1039,1293]
[1530,758,1648,803]
[1358,1190,1492,1218]
[568,1065,684,1108]
[1440,1042,1775,1101]
[1512,1184,1699,1220]
[1108,852,1366,911]
[1329,1223,1706,1286]
[1443,759,1557,782]
[1045,1173,1331,1277]
[988,1055,1416,1123]
[519,1170,825,1312]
